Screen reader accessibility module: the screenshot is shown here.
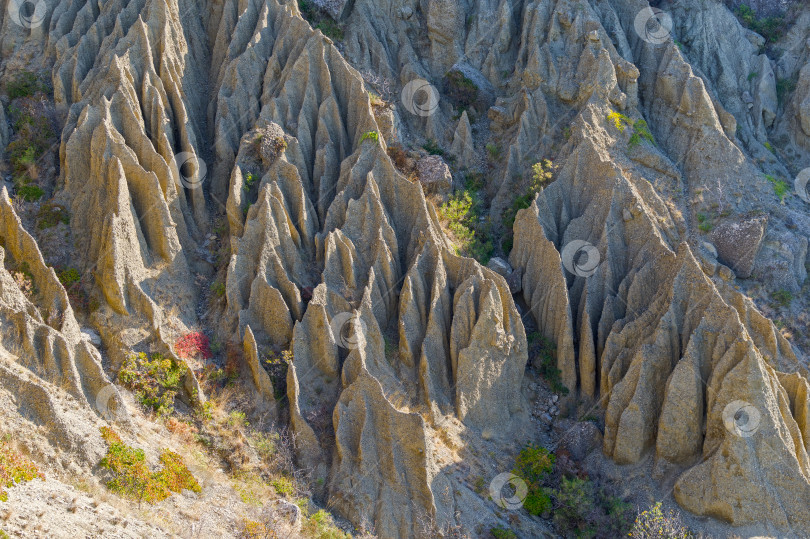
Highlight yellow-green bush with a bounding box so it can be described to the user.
[0,439,44,502]
[118,352,187,416]
[99,427,200,504]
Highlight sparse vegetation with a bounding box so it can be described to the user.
[243,172,259,191]
[118,352,188,416]
[262,349,292,400]
[696,212,713,233]
[302,508,351,539]
[98,427,201,504]
[36,202,70,229]
[630,502,694,538]
[486,142,502,162]
[444,70,479,111]
[299,1,343,41]
[9,261,36,299]
[552,476,633,538]
[422,138,444,157]
[316,19,343,41]
[772,288,793,307]
[7,86,59,202]
[501,159,553,254]
[6,71,48,99]
[491,527,518,539]
[528,332,568,395]
[0,438,44,502]
[764,141,775,154]
[734,3,785,44]
[776,77,797,103]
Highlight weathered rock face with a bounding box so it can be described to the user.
[0,0,808,536]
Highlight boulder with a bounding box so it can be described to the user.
[486,256,512,277]
[416,155,453,201]
[709,215,767,279]
[558,422,603,462]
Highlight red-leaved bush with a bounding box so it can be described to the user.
[175,332,212,360]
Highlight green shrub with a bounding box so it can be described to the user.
[360,131,379,145]
[735,4,785,43]
[438,188,493,264]
[16,183,44,201]
[772,288,793,307]
[528,332,568,395]
[513,443,555,489]
[776,77,797,103]
[210,281,226,298]
[57,268,81,288]
[765,174,790,202]
[0,439,44,502]
[628,119,655,148]
[7,71,47,99]
[316,19,343,41]
[271,476,295,497]
[764,141,775,154]
[99,427,201,504]
[630,502,693,538]
[486,143,502,161]
[302,509,350,539]
[523,490,553,516]
[553,477,597,537]
[491,527,518,539]
[696,212,713,233]
[422,138,445,156]
[117,352,187,416]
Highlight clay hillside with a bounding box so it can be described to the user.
[0,0,808,537]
